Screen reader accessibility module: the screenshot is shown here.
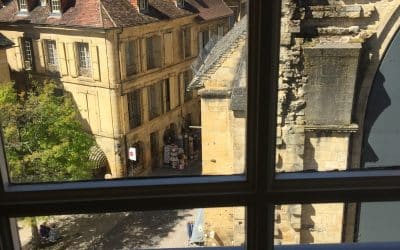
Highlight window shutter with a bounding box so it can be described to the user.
[14,38,23,69]
[66,43,77,77]
[120,42,127,80]
[163,32,173,66]
[39,40,47,72]
[198,31,203,54]
[90,45,100,81]
[57,41,68,76]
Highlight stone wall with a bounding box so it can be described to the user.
[275,0,400,245]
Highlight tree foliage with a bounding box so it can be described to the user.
[0,81,96,183]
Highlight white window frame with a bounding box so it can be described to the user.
[51,0,61,13]
[46,40,58,67]
[76,42,91,76]
[22,38,33,70]
[19,0,28,12]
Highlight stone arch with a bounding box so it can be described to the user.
[89,145,111,179]
[350,6,400,168]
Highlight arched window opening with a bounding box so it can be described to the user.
[359,28,400,242]
[362,28,400,169]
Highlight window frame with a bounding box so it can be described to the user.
[50,0,61,14]
[127,88,143,129]
[146,35,162,70]
[182,26,192,59]
[2,1,400,250]
[45,39,58,67]
[125,39,139,76]
[21,38,34,71]
[76,42,91,77]
[19,0,28,12]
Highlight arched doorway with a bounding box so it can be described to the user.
[89,145,111,179]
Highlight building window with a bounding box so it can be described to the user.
[127,89,142,130]
[19,0,28,11]
[125,40,139,76]
[45,40,58,69]
[177,0,185,8]
[146,35,161,70]
[148,81,164,120]
[182,26,191,59]
[139,0,148,12]
[164,79,171,112]
[218,25,224,39]
[76,42,91,77]
[51,0,61,13]
[198,29,210,54]
[183,70,193,102]
[22,38,34,71]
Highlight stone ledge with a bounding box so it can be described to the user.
[304,124,359,133]
[198,88,231,99]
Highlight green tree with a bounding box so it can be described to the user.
[0,80,96,183]
[0,80,96,248]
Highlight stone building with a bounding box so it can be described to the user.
[275,0,400,245]
[189,16,247,247]
[0,33,13,83]
[190,0,400,246]
[0,0,233,178]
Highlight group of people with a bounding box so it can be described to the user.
[39,223,61,243]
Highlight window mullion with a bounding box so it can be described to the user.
[0,217,15,250]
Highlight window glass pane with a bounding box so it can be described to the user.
[275,1,400,173]
[274,202,400,247]
[0,1,248,183]
[51,0,60,13]
[362,29,400,169]
[14,207,245,249]
[126,40,139,76]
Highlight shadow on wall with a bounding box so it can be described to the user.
[10,69,111,178]
[361,70,390,166]
[300,204,316,244]
[303,134,318,171]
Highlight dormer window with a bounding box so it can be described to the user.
[19,0,28,12]
[177,0,185,8]
[51,0,61,13]
[139,0,148,12]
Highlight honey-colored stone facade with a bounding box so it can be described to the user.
[0,13,230,178]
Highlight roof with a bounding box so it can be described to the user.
[189,16,247,90]
[0,0,233,29]
[0,32,14,48]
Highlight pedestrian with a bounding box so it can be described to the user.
[39,223,50,240]
[48,223,61,243]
